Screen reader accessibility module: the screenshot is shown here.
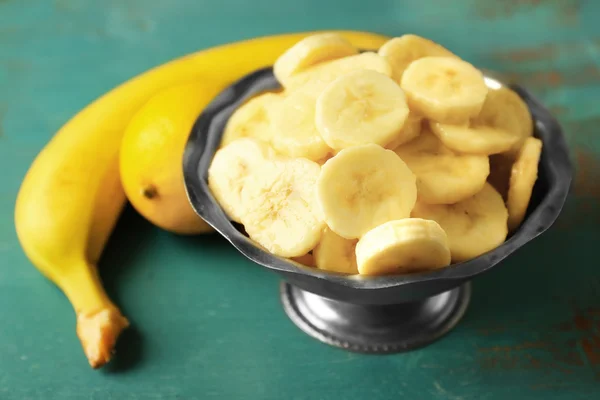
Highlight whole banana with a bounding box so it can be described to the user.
[14,30,389,368]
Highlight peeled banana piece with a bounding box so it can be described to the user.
[240,157,325,257]
[494,86,535,155]
[315,69,409,150]
[412,183,508,262]
[208,138,272,223]
[401,56,488,124]
[356,218,451,275]
[316,144,417,239]
[385,113,423,150]
[285,52,392,95]
[394,129,489,205]
[313,228,359,274]
[274,33,358,86]
[507,137,543,232]
[378,34,458,82]
[269,90,332,161]
[430,85,530,155]
[221,92,281,147]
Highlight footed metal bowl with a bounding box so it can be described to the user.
[182,66,572,353]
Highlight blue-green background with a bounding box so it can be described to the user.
[1,1,599,399]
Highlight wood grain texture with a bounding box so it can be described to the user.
[0,0,599,399]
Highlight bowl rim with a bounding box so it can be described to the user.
[182,66,573,290]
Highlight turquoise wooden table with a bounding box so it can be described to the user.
[1,1,599,399]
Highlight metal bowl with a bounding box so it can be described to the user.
[182,66,572,353]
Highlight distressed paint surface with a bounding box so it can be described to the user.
[0,0,599,399]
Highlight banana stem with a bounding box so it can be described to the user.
[60,261,129,368]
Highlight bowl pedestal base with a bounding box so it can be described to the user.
[280,282,472,354]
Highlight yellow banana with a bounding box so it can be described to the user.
[14,30,389,368]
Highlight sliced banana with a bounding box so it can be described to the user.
[317,144,417,239]
[507,137,543,232]
[313,228,359,274]
[495,86,535,156]
[400,56,488,124]
[274,33,358,86]
[378,34,458,83]
[411,183,508,262]
[385,113,423,150]
[315,70,409,150]
[285,52,392,95]
[394,129,489,205]
[430,86,533,155]
[240,157,325,257]
[269,90,332,162]
[208,138,271,223]
[356,218,451,276]
[430,122,519,156]
[291,253,317,268]
[221,92,281,147]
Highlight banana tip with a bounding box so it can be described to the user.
[76,308,130,369]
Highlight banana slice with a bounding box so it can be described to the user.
[400,56,488,124]
[315,70,409,150]
[317,144,417,239]
[430,122,518,156]
[378,34,458,83]
[385,113,423,150]
[208,138,271,223]
[355,218,451,276]
[507,137,543,232]
[313,228,359,274]
[291,253,317,268]
[411,183,508,262]
[394,129,489,205]
[496,86,535,156]
[221,92,281,147]
[274,33,358,86]
[430,86,532,155]
[269,90,332,161]
[240,157,325,257]
[285,52,392,94]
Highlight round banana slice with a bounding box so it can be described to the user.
[411,183,508,262]
[269,90,332,162]
[313,228,359,274]
[274,33,358,86]
[221,92,281,147]
[285,52,392,94]
[385,113,423,150]
[507,137,543,232]
[240,157,325,257]
[317,144,417,239]
[430,86,533,155]
[356,218,451,276]
[430,122,519,156]
[400,56,488,124]
[315,70,409,150]
[378,34,458,83]
[496,86,535,155]
[394,129,490,205]
[208,138,271,223]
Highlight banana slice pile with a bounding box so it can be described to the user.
[208,33,543,276]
